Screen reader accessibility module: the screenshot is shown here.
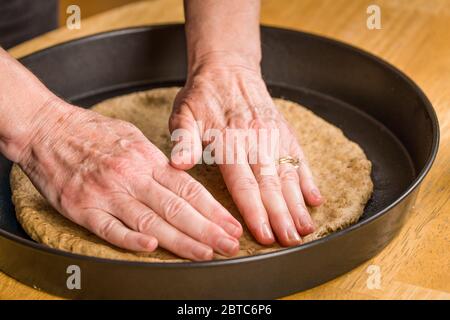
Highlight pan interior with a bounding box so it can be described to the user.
[0,81,415,239]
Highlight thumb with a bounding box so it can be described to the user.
[169,106,203,170]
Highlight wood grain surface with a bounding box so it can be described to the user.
[1,0,449,300]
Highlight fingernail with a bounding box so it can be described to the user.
[287,228,302,243]
[217,237,239,255]
[223,221,242,238]
[311,188,322,200]
[298,211,314,228]
[298,220,315,234]
[296,209,315,235]
[260,222,274,241]
[192,245,213,261]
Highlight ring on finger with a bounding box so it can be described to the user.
[278,156,301,168]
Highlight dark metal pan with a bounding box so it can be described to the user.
[0,25,439,299]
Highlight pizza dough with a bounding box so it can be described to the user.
[10,87,373,262]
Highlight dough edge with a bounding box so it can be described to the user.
[10,87,373,262]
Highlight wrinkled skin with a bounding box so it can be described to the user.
[0,0,324,261]
[169,59,324,247]
[18,101,242,261]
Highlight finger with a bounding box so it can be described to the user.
[219,153,275,245]
[278,163,315,236]
[79,209,158,252]
[153,165,243,238]
[252,160,302,246]
[135,180,239,257]
[169,104,203,170]
[107,196,214,261]
[292,144,323,206]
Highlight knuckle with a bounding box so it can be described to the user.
[232,176,259,192]
[198,224,213,244]
[211,203,227,218]
[201,223,222,244]
[162,197,186,222]
[295,202,307,212]
[170,235,184,253]
[136,211,159,233]
[279,168,299,184]
[96,218,118,240]
[84,213,98,230]
[178,179,204,200]
[115,137,131,149]
[120,230,134,246]
[257,175,281,191]
[104,156,135,177]
[198,229,209,244]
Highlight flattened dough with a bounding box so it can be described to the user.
[10,87,373,262]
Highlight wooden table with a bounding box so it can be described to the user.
[1,0,449,300]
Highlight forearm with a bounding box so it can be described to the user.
[0,47,72,163]
[184,0,261,72]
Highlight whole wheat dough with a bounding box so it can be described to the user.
[10,87,373,262]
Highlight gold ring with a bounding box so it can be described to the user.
[278,156,301,168]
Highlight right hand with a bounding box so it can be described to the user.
[169,56,323,247]
[16,99,242,261]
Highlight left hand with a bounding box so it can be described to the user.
[169,54,323,247]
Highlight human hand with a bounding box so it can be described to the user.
[15,99,242,261]
[169,54,323,246]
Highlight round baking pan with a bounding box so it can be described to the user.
[0,25,439,299]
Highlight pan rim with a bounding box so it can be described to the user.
[1,24,439,268]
